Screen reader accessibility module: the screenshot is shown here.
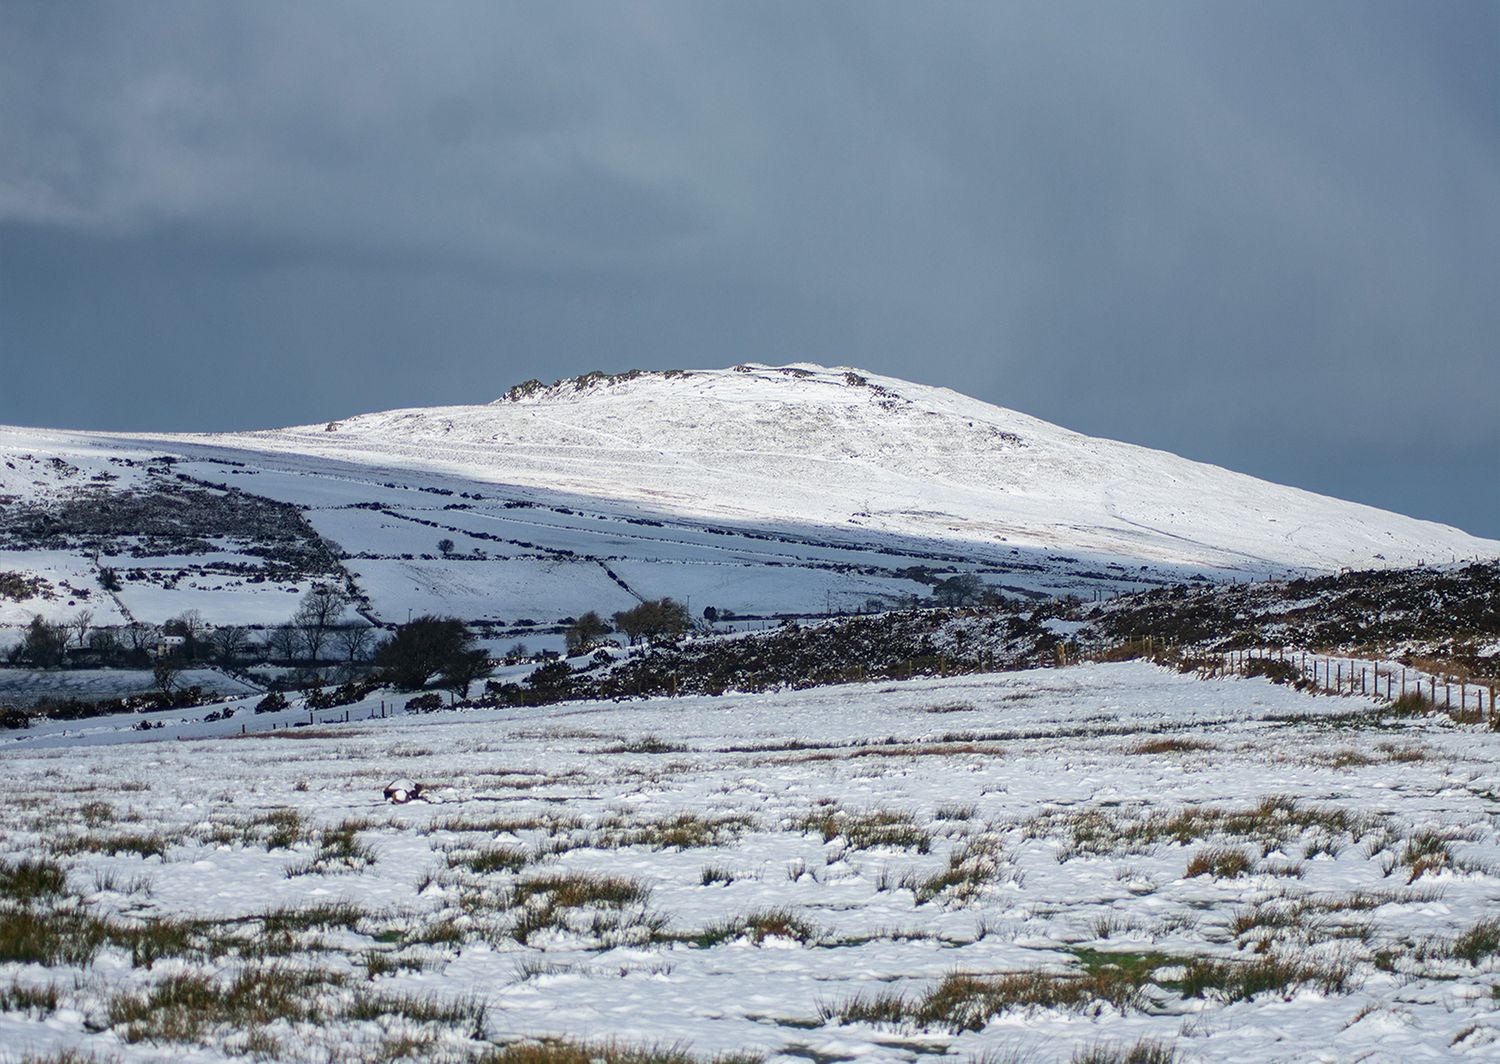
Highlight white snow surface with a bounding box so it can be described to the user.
[222,364,1497,573]
[5,662,1500,1060]
[1,365,1494,634]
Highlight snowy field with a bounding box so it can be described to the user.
[5,661,1500,1062]
[0,667,258,707]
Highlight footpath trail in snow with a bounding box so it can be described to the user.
[4,662,1500,1061]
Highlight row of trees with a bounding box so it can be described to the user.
[5,584,374,669]
[564,598,692,655]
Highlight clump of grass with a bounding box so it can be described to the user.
[78,800,117,827]
[257,808,310,849]
[1176,954,1350,1000]
[0,856,69,904]
[448,845,530,875]
[598,736,688,754]
[1184,847,1254,879]
[476,1040,762,1064]
[588,811,756,851]
[0,979,60,1015]
[108,966,338,1043]
[286,819,377,877]
[690,908,821,947]
[1448,917,1500,964]
[699,864,737,886]
[52,830,174,860]
[797,807,930,853]
[1070,1041,1178,1064]
[826,947,1349,1032]
[1387,690,1430,717]
[362,949,429,979]
[508,873,659,946]
[345,989,487,1037]
[0,907,110,966]
[1040,795,1370,860]
[258,900,366,939]
[933,802,977,821]
[906,837,1014,903]
[1127,737,1211,756]
[1390,826,1486,883]
[426,813,578,836]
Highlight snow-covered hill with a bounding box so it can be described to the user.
[1,364,1494,636]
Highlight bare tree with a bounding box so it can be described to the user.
[68,608,94,649]
[332,623,374,663]
[266,624,303,663]
[210,625,251,666]
[294,584,352,662]
[165,610,207,659]
[122,622,160,664]
[153,658,181,696]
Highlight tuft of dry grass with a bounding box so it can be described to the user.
[797,807,930,853]
[1184,847,1254,879]
[1127,737,1212,756]
[477,1040,761,1064]
[0,856,69,904]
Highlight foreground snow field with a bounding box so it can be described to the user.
[5,662,1500,1062]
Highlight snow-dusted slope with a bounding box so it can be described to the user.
[232,363,1492,574]
[1,364,1494,634]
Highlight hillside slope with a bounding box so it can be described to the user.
[236,364,1491,573]
[1,364,1494,636]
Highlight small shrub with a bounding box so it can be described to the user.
[254,690,289,714]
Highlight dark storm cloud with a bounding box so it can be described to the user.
[1,1,1496,535]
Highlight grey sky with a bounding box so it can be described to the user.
[2,1,1496,536]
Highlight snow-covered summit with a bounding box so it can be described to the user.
[233,362,1493,576]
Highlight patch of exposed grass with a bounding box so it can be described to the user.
[344,989,487,1037]
[588,811,756,851]
[1184,846,1254,879]
[828,964,1148,1032]
[425,813,579,836]
[933,802,977,821]
[797,807,930,853]
[1175,954,1350,1000]
[286,819,378,877]
[0,978,60,1015]
[476,1040,762,1064]
[825,947,1349,1032]
[108,966,337,1043]
[905,837,1015,903]
[1070,1041,1178,1064]
[508,872,659,946]
[448,844,530,875]
[1448,917,1500,964]
[598,736,689,754]
[257,900,366,938]
[0,907,110,966]
[52,830,176,860]
[687,908,821,947]
[699,864,737,886]
[1127,737,1212,756]
[1039,795,1371,860]
[0,856,68,903]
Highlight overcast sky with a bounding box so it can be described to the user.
[2,1,1496,536]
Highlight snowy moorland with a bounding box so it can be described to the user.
[3,365,1495,643]
[6,661,1500,1062]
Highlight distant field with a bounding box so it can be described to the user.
[0,666,258,707]
[4,661,1500,1061]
